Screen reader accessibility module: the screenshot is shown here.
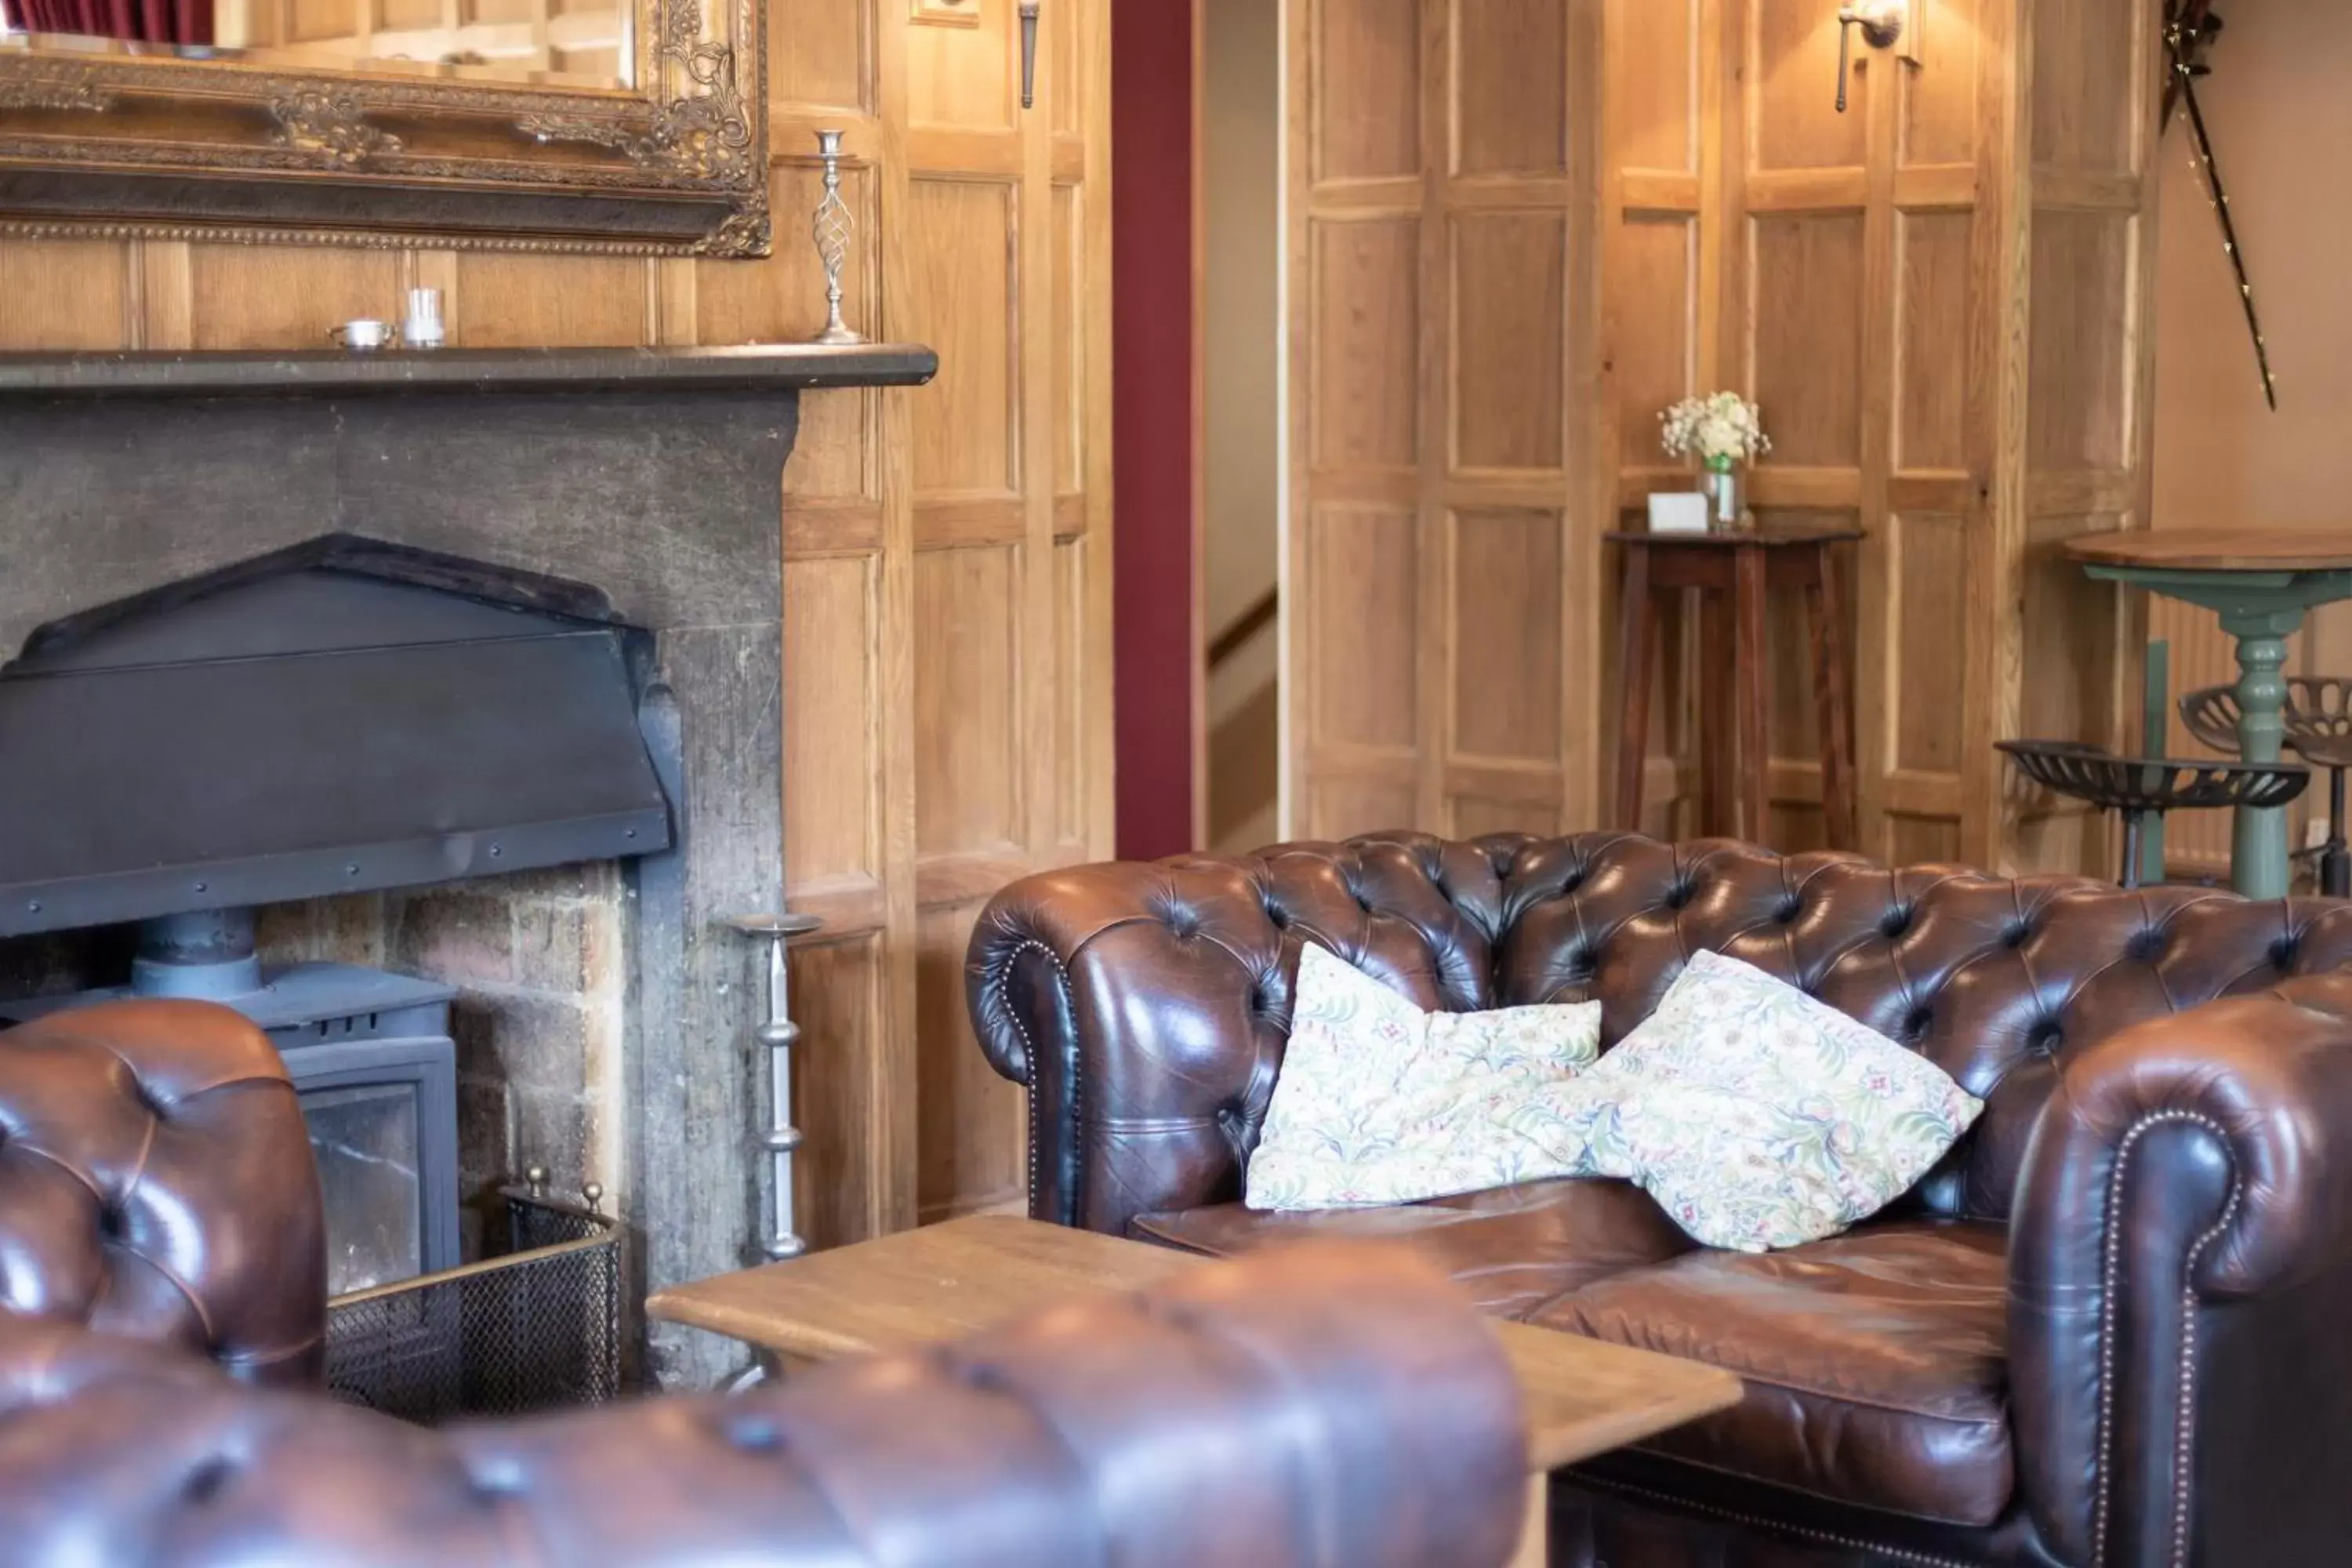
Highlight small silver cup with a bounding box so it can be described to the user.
[329,318,394,352]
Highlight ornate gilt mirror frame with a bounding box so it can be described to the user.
[0,0,765,255]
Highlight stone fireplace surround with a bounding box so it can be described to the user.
[0,345,934,1386]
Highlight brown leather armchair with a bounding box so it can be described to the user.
[0,998,1529,1567]
[968,831,2352,1567]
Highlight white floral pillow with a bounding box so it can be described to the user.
[1494,950,1984,1251]
[1245,943,1602,1211]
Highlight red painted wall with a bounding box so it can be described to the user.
[1111,0,1196,860]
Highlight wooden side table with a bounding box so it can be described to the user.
[1610,522,1860,848]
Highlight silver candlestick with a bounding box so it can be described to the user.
[726,910,823,1260]
[808,130,864,347]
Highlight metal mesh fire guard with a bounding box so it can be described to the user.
[325,1181,620,1427]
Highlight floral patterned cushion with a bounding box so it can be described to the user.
[1244,943,1602,1211]
[1494,950,1984,1251]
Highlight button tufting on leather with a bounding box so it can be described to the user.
[1880,906,1915,939]
[2272,935,2302,970]
[2128,927,2168,963]
[2002,920,2033,949]
[724,1414,784,1453]
[1904,1007,1933,1039]
[181,1456,237,1506]
[1775,895,1803,924]
[1663,881,1695,911]
[1265,902,1290,930]
[2029,1019,2063,1054]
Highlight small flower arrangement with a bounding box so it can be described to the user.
[1660,392,1770,471]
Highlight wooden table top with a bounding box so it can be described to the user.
[648,1214,1742,1473]
[1605,521,1862,547]
[2064,528,2352,572]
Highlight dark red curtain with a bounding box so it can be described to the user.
[1111,0,1198,859]
[5,0,210,45]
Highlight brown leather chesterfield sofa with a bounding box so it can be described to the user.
[967,831,2352,1568]
[0,998,1528,1566]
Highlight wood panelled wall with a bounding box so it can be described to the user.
[0,0,1115,1243]
[1285,0,1607,845]
[1286,0,2160,872]
[1605,0,2159,877]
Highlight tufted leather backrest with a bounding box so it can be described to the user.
[0,1240,1527,1568]
[1483,833,2352,1219]
[975,832,2352,1232]
[0,999,325,1385]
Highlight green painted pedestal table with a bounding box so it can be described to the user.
[2067,528,2352,897]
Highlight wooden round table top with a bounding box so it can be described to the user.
[2064,528,2352,572]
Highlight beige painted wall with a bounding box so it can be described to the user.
[2147,0,2351,866]
[2151,0,2352,557]
[1201,0,1281,852]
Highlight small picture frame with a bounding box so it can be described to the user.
[1647,492,1711,535]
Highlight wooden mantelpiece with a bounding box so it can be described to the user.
[0,344,936,399]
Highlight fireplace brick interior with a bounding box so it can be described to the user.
[256,867,630,1257]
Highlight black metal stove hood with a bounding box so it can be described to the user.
[0,535,673,939]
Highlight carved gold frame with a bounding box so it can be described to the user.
[0,0,766,255]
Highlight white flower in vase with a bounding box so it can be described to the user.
[1660,392,1770,472]
[1660,393,1768,531]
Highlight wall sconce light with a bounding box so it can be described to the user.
[1020,2,1040,110]
[1835,0,1908,112]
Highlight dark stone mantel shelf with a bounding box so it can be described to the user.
[0,343,938,400]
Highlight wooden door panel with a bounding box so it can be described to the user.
[1749,212,1865,469]
[1454,0,1569,177]
[1452,212,1567,473]
[1451,508,1564,761]
[1752,0,1867,172]
[186,246,402,349]
[0,242,129,349]
[1288,0,1602,848]
[1893,210,1970,472]
[1309,217,1423,472]
[913,545,1025,858]
[2027,210,2136,473]
[906,177,1022,499]
[1312,0,1421,183]
[1306,504,1421,753]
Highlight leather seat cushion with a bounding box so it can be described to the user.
[1530,1221,2012,1527]
[1131,1178,1695,1319]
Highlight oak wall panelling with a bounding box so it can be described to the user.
[1602,0,2162,875]
[1284,0,1606,846]
[0,0,1116,1246]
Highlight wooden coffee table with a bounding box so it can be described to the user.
[650,1214,1741,1568]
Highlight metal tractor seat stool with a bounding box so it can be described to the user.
[1995,740,2308,891]
[2181,678,2352,898]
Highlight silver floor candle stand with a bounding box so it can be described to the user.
[726,911,823,1261]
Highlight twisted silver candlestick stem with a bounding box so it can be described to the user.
[725,910,823,1260]
[808,129,864,347]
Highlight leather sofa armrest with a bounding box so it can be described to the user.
[967,837,1511,1236]
[2009,972,2352,1568]
[0,999,325,1385]
[966,858,1291,1233]
[0,1241,1530,1568]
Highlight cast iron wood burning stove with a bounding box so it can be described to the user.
[0,536,673,1295]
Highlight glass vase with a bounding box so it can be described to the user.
[1701,457,1748,532]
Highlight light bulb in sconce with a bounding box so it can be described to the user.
[1834,0,1911,113]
